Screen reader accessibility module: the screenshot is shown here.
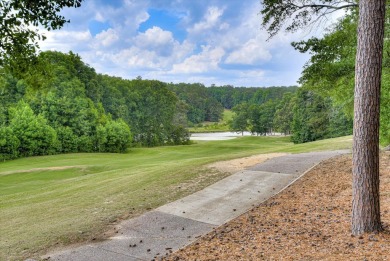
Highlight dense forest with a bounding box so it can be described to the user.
[0,51,191,160]
[0,51,300,161]
[228,88,353,140]
[0,50,356,161]
[292,12,389,145]
[2,11,390,163]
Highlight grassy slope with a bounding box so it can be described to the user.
[0,135,352,260]
[188,109,234,133]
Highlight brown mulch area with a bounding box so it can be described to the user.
[164,152,390,261]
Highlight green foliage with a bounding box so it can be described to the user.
[291,90,329,143]
[273,93,295,135]
[208,85,298,109]
[225,85,353,142]
[0,74,26,124]
[230,103,250,135]
[293,12,390,145]
[125,79,180,146]
[248,100,277,135]
[167,126,191,145]
[97,119,133,153]
[56,126,78,153]
[260,0,358,39]
[9,101,57,156]
[293,14,357,114]
[290,89,353,144]
[326,106,353,138]
[168,83,224,124]
[0,50,194,160]
[380,69,390,145]
[0,126,19,161]
[0,0,83,74]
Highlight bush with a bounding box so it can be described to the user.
[0,127,20,161]
[96,119,132,153]
[9,101,57,156]
[56,126,79,153]
[168,126,191,145]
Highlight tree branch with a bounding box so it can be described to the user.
[261,0,359,39]
[300,4,358,10]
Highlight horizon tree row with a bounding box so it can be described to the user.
[229,88,353,143]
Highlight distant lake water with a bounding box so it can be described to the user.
[190,132,253,141]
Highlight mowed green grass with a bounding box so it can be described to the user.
[0,135,352,260]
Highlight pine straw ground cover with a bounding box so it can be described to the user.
[164,152,390,261]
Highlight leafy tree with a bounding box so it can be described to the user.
[9,101,57,156]
[0,73,27,124]
[273,93,295,135]
[0,0,83,73]
[293,12,389,146]
[40,81,99,136]
[168,83,224,124]
[326,105,353,139]
[56,126,78,153]
[205,97,224,122]
[260,0,386,235]
[261,0,357,39]
[292,13,357,113]
[127,80,178,146]
[230,103,250,135]
[0,126,19,161]
[208,85,298,109]
[172,100,189,127]
[249,100,276,136]
[291,89,330,143]
[97,119,132,153]
[167,126,191,145]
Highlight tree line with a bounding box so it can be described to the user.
[229,88,353,141]
[293,11,389,146]
[0,49,363,161]
[0,51,302,161]
[0,51,193,161]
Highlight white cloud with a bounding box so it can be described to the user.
[116,47,157,68]
[189,6,224,34]
[225,38,272,64]
[95,28,119,47]
[171,45,225,73]
[98,28,194,71]
[40,30,92,52]
[127,11,150,28]
[134,27,175,56]
[37,0,313,87]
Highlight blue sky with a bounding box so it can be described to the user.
[38,0,333,87]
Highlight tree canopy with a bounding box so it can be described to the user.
[0,0,83,70]
[261,0,358,38]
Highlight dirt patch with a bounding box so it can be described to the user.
[0,166,86,176]
[206,153,288,174]
[165,152,390,261]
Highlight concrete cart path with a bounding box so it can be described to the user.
[43,150,349,261]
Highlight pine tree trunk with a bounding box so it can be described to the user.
[352,0,385,235]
